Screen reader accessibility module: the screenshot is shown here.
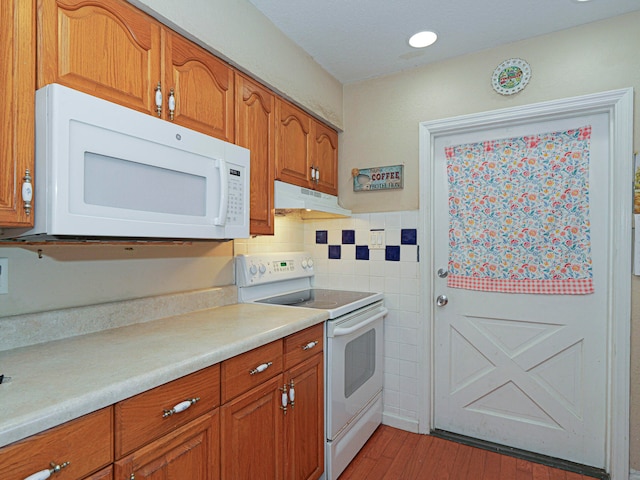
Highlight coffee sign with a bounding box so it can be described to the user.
[352,165,403,192]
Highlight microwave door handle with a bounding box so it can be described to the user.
[331,308,388,337]
[214,158,228,226]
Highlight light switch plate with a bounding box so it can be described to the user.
[369,229,385,250]
[0,258,7,294]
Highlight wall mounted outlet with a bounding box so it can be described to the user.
[369,229,385,250]
[0,258,7,294]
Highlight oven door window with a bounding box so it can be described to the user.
[344,328,376,398]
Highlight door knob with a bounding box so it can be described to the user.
[436,295,448,307]
[437,268,448,278]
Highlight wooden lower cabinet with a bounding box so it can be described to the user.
[220,374,285,479]
[286,354,324,480]
[0,408,113,480]
[1,325,324,480]
[114,410,220,480]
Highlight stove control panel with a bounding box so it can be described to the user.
[236,252,314,287]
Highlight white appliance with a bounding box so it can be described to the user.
[236,252,386,480]
[274,180,351,218]
[0,84,250,241]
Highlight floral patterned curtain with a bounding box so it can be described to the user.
[446,126,594,295]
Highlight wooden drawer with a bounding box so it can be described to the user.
[0,407,113,480]
[115,363,220,458]
[284,323,324,370]
[221,340,283,403]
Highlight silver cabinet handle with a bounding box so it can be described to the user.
[162,397,200,418]
[436,295,448,307]
[437,268,448,278]
[22,169,33,216]
[168,88,176,120]
[249,361,272,375]
[154,81,162,117]
[302,341,318,351]
[23,461,70,480]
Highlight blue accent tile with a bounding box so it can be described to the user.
[316,230,328,244]
[401,228,417,245]
[342,229,355,244]
[356,245,370,260]
[385,245,401,261]
[328,245,341,259]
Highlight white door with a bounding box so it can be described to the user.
[429,108,618,468]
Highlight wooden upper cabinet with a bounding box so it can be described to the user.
[312,122,338,195]
[37,0,234,140]
[235,74,275,235]
[165,30,234,142]
[0,0,35,227]
[37,0,162,115]
[276,99,312,188]
[276,98,338,195]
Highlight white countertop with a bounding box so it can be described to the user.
[0,303,328,448]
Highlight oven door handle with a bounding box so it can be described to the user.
[332,308,388,337]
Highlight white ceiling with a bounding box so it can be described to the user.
[248,0,640,84]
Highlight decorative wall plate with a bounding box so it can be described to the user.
[492,58,531,95]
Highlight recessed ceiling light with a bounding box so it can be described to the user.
[409,31,438,48]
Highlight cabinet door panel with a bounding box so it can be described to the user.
[286,354,324,480]
[236,74,275,235]
[312,122,338,195]
[276,100,311,188]
[165,30,234,142]
[0,0,34,226]
[221,374,284,479]
[115,410,219,480]
[38,0,162,114]
[0,408,113,480]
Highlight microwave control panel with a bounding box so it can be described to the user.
[226,167,245,225]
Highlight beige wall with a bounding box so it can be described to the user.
[129,0,344,129]
[339,12,640,212]
[340,12,640,468]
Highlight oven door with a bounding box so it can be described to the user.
[326,302,387,440]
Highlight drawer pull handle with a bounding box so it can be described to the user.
[162,397,200,418]
[302,341,318,351]
[23,461,70,480]
[289,380,295,408]
[249,362,272,375]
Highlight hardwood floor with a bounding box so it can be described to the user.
[338,425,600,480]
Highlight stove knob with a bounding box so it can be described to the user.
[259,264,267,274]
[307,258,314,268]
[301,259,308,268]
[249,264,258,275]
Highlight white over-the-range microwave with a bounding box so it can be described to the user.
[0,84,250,241]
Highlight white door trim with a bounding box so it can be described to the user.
[418,89,633,479]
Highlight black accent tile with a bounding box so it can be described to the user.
[385,245,400,261]
[329,245,341,259]
[401,228,417,245]
[356,245,370,260]
[342,229,355,244]
[316,230,328,244]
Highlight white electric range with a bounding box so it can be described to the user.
[236,252,387,479]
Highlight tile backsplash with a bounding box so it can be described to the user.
[235,210,421,430]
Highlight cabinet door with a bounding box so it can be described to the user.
[285,354,324,480]
[37,0,162,115]
[221,374,284,479]
[164,29,234,142]
[276,100,312,188]
[0,0,35,227]
[114,410,220,480]
[84,465,113,480]
[236,74,276,235]
[312,122,338,196]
